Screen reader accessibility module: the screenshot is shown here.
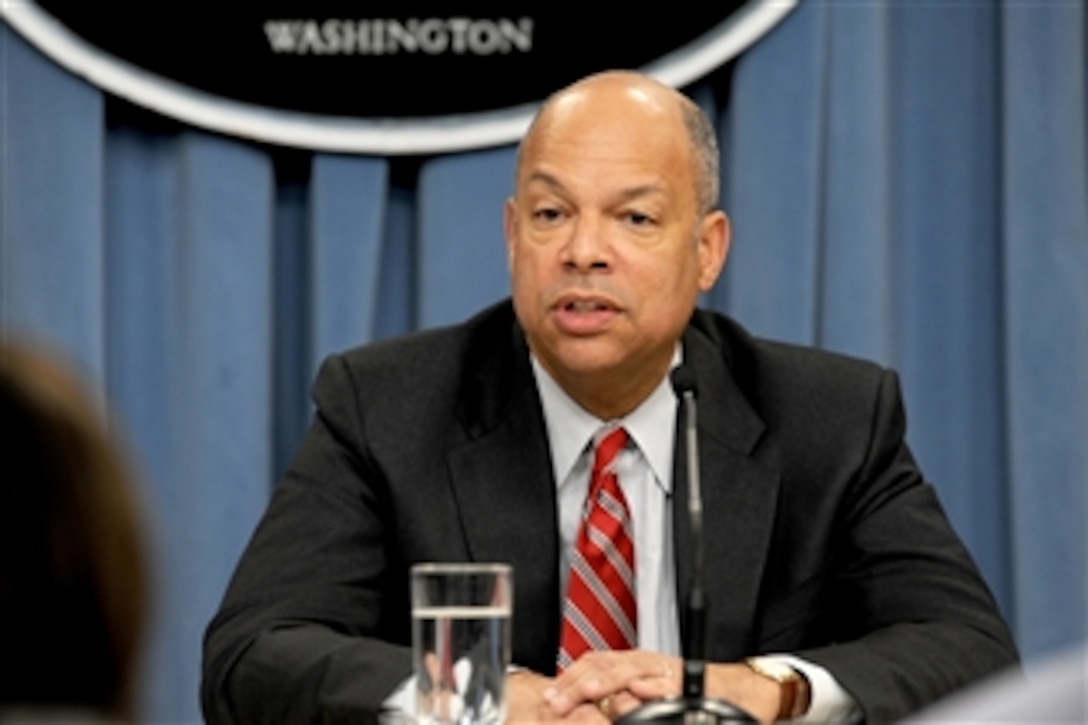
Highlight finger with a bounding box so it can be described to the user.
[505,670,570,724]
[548,651,678,715]
[561,650,663,690]
[609,689,644,718]
[544,659,617,714]
[547,652,631,711]
[626,657,681,701]
[568,701,612,723]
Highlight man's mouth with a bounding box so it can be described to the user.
[564,299,613,312]
[553,296,620,334]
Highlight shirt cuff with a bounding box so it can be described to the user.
[769,654,861,724]
[381,673,417,720]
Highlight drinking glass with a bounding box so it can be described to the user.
[411,562,512,724]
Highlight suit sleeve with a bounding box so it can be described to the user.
[201,354,413,725]
[796,370,1019,723]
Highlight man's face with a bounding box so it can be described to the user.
[505,78,728,418]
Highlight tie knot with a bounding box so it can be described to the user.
[593,426,628,475]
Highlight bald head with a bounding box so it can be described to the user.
[517,71,720,215]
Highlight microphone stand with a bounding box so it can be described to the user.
[615,368,754,724]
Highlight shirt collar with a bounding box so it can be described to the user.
[531,347,681,494]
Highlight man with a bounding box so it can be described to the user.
[202,71,1017,723]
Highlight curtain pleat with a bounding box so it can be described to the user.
[2,3,1086,720]
[418,147,516,328]
[887,1,1011,609]
[372,170,419,340]
[102,120,278,715]
[309,154,389,363]
[717,2,827,344]
[1000,0,1088,657]
[271,153,312,477]
[1,26,105,379]
[818,2,894,360]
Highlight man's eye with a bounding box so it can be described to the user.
[533,208,563,222]
[625,211,654,226]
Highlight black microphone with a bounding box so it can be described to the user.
[615,365,754,724]
[670,365,708,700]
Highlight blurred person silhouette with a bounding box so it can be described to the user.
[0,342,149,722]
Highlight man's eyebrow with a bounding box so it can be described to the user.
[614,185,668,203]
[524,172,667,203]
[525,171,564,191]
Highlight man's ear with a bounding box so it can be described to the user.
[503,197,518,273]
[697,210,730,291]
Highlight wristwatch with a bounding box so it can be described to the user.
[744,656,810,720]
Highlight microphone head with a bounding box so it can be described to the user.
[670,365,698,399]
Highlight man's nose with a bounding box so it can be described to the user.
[560,215,610,271]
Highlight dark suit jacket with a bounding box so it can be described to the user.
[201,300,1017,724]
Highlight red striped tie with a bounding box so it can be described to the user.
[557,426,637,672]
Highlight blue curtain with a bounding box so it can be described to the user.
[2,2,1084,721]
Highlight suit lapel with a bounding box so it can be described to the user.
[445,318,561,673]
[675,325,781,661]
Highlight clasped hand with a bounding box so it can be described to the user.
[506,649,678,722]
[505,650,780,724]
